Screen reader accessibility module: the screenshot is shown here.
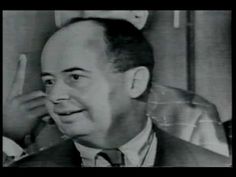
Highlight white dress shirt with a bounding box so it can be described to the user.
[74,117,157,167]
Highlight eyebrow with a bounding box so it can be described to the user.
[41,67,90,77]
[62,67,90,73]
[41,72,52,77]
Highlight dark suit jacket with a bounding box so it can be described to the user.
[9,123,230,167]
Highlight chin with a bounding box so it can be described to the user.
[56,121,94,139]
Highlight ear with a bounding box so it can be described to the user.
[128,11,149,30]
[125,67,150,98]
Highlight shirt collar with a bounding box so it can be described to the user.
[119,117,153,166]
[74,141,101,161]
[73,117,154,167]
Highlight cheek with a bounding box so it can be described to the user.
[90,82,112,109]
[71,78,112,109]
[90,79,127,122]
[109,85,129,116]
[74,79,113,126]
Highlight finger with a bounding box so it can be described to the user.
[42,115,55,124]
[24,97,46,110]
[10,54,27,98]
[16,90,46,103]
[29,106,49,119]
[42,115,51,122]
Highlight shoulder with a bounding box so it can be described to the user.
[8,140,81,167]
[153,124,231,167]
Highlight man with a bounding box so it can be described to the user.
[3,11,149,161]
[7,18,230,167]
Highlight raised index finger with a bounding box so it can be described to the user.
[10,54,27,98]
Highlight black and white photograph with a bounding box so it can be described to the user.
[2,10,232,167]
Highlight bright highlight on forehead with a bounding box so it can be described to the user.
[47,20,105,49]
[41,20,107,65]
[41,20,113,75]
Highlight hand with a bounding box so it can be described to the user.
[3,54,49,143]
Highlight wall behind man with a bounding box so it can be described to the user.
[194,11,231,122]
[145,10,231,122]
[3,11,56,103]
[3,10,231,123]
[144,11,188,90]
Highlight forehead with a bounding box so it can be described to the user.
[41,21,109,73]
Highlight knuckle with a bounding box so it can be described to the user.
[27,113,36,119]
[31,109,42,117]
[35,90,45,96]
[36,108,45,114]
[37,97,46,103]
[12,98,20,105]
[26,91,45,100]
[13,95,25,103]
[19,104,27,111]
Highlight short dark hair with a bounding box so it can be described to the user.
[63,18,155,90]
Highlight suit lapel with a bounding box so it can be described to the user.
[152,123,181,167]
[46,139,82,167]
[152,122,200,167]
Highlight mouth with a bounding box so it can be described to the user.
[54,109,87,124]
[56,109,86,116]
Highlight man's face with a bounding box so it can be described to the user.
[41,21,130,143]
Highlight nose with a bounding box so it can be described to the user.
[47,80,70,104]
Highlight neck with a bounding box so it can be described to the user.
[74,102,148,149]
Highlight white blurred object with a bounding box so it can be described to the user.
[173,10,180,28]
[3,136,24,158]
[54,10,149,30]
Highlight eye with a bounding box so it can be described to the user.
[70,74,80,81]
[42,79,55,87]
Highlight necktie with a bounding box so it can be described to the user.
[97,149,124,167]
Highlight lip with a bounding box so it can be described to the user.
[55,109,86,123]
[54,109,86,124]
[56,109,86,116]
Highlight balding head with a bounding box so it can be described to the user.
[42,18,154,87]
[42,20,107,68]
